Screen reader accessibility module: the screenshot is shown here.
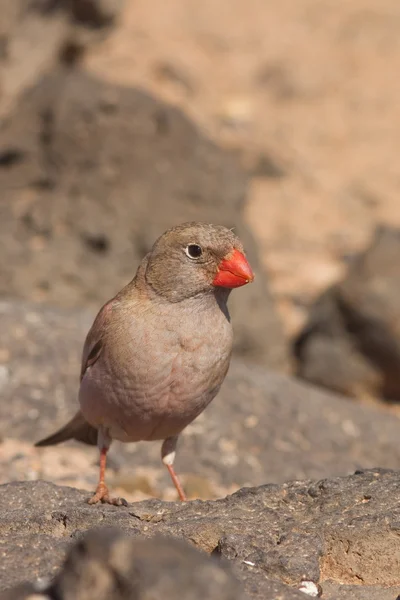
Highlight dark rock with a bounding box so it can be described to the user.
[2,300,400,495]
[295,227,400,401]
[0,68,288,369]
[293,290,382,398]
[1,470,400,598]
[46,529,242,600]
[67,0,125,28]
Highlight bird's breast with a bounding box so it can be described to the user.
[79,300,233,442]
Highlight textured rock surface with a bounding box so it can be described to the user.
[2,301,400,599]
[295,227,400,402]
[1,471,400,599]
[0,68,287,369]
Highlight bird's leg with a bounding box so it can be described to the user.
[161,436,187,501]
[88,427,127,506]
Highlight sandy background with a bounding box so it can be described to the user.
[83,0,400,335]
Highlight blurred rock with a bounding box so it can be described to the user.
[295,227,400,401]
[1,470,400,599]
[2,300,400,500]
[45,530,241,600]
[67,0,125,27]
[0,0,123,118]
[0,68,288,369]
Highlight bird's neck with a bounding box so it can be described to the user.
[120,255,231,320]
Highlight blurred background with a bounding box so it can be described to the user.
[1,0,400,499]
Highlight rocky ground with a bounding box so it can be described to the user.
[1,1,400,598]
[1,300,400,598]
[1,472,400,599]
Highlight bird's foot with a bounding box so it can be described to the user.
[87,483,128,506]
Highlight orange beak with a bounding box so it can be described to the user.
[212,248,254,288]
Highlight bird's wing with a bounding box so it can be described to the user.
[35,300,118,449]
[80,298,116,382]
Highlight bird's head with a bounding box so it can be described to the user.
[144,222,254,302]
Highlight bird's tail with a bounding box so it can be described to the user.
[35,410,98,447]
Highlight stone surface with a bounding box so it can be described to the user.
[27,529,241,600]
[0,68,287,369]
[295,227,400,402]
[1,471,400,599]
[48,531,241,600]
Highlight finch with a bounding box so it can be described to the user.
[36,222,254,504]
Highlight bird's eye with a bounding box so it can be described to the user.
[185,244,203,259]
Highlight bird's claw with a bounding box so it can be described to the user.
[88,483,127,506]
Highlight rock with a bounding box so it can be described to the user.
[1,470,400,599]
[294,227,400,401]
[0,68,288,369]
[67,0,125,28]
[0,0,66,117]
[0,0,122,119]
[46,529,241,600]
[294,291,383,399]
[0,583,41,600]
[2,299,400,500]
[322,582,398,600]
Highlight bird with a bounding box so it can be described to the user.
[35,222,254,505]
